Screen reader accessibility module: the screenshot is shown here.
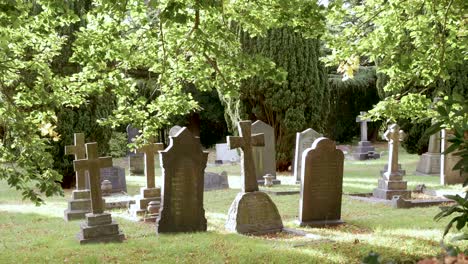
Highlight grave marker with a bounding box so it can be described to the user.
[299,137,344,227]
[157,128,208,233]
[251,120,279,185]
[127,125,144,175]
[353,111,380,160]
[293,128,322,183]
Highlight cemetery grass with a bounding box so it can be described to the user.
[1,151,467,263]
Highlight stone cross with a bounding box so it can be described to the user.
[65,133,87,190]
[136,142,164,189]
[227,121,265,192]
[384,124,405,177]
[74,143,112,214]
[356,111,370,142]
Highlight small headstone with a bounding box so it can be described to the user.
[294,128,322,183]
[263,174,274,187]
[99,166,127,193]
[64,133,91,221]
[74,143,124,244]
[157,127,208,233]
[129,141,165,221]
[127,125,144,175]
[251,120,279,184]
[298,137,344,227]
[352,112,380,160]
[225,120,283,235]
[101,180,112,196]
[416,99,442,176]
[215,143,240,163]
[373,124,411,200]
[204,171,229,191]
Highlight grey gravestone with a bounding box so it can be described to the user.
[74,143,124,244]
[157,127,208,233]
[225,120,283,235]
[169,125,182,137]
[373,124,411,200]
[299,137,344,227]
[127,125,144,175]
[251,120,280,185]
[204,171,229,191]
[64,133,91,221]
[215,143,240,163]
[99,166,127,193]
[353,111,380,160]
[416,98,442,176]
[294,128,322,183]
[129,141,164,221]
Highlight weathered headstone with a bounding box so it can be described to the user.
[215,143,240,163]
[74,143,124,244]
[251,120,280,185]
[64,133,91,221]
[353,111,380,160]
[129,141,164,221]
[373,124,411,200]
[99,166,127,193]
[127,125,144,175]
[157,128,208,233]
[204,171,229,191]
[440,129,467,185]
[416,98,442,176]
[225,120,283,235]
[294,128,322,183]
[299,137,344,227]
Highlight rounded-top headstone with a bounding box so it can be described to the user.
[169,125,182,137]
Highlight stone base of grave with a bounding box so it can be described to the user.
[64,190,91,221]
[415,153,441,176]
[257,179,281,186]
[352,141,380,160]
[373,177,411,200]
[77,213,125,244]
[298,219,344,228]
[129,187,161,221]
[380,164,406,177]
[225,191,283,235]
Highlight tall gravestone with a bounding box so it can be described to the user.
[74,143,125,244]
[127,125,144,175]
[373,124,411,200]
[129,141,164,221]
[294,128,322,184]
[251,120,280,185]
[299,137,344,227]
[353,111,380,160]
[225,120,283,235]
[416,98,442,176]
[157,128,208,233]
[64,133,91,221]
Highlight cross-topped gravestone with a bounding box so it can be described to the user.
[74,143,124,244]
[74,143,112,214]
[352,112,380,160]
[64,133,92,221]
[129,140,165,221]
[227,121,265,193]
[373,124,410,200]
[65,133,87,190]
[225,120,283,235]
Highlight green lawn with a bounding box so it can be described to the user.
[0,148,466,263]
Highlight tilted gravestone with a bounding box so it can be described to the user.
[353,111,380,160]
[127,125,144,175]
[294,128,322,183]
[74,143,124,244]
[373,124,411,200]
[251,120,280,185]
[299,138,344,227]
[225,120,283,235]
[416,98,442,176]
[129,141,165,221]
[157,128,208,233]
[64,133,91,221]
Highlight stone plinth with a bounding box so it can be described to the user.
[64,190,91,221]
[225,191,283,235]
[415,153,441,176]
[373,174,411,200]
[129,187,161,221]
[352,141,380,160]
[380,164,406,176]
[77,213,124,244]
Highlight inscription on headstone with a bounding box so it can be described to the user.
[299,138,344,227]
[157,127,208,233]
